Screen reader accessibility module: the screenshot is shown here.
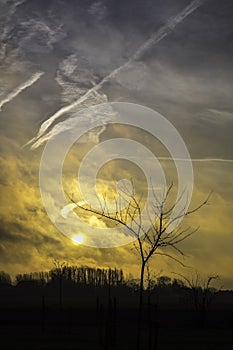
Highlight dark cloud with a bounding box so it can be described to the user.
[0,0,232,287]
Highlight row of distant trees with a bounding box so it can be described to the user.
[0,266,219,296]
[0,266,222,331]
[0,265,124,288]
[0,266,183,289]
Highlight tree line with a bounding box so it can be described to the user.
[0,265,124,288]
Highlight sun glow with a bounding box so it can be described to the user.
[72,234,84,245]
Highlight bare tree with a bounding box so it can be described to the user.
[68,183,210,349]
[50,259,68,310]
[173,272,220,327]
[0,271,11,285]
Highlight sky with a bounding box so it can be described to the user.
[0,0,232,288]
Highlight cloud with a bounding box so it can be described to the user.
[27,0,208,149]
[0,0,232,288]
[0,150,232,287]
[0,72,44,111]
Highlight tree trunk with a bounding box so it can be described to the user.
[137,262,145,350]
[59,277,62,310]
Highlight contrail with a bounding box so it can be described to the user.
[132,0,208,61]
[191,158,233,163]
[27,0,208,149]
[158,157,233,163]
[0,72,44,111]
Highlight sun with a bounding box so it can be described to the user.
[72,234,84,245]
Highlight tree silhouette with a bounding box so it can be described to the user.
[68,183,210,349]
[0,271,11,285]
[173,272,220,327]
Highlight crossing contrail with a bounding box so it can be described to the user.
[27,0,208,149]
[158,157,233,163]
[0,72,44,111]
